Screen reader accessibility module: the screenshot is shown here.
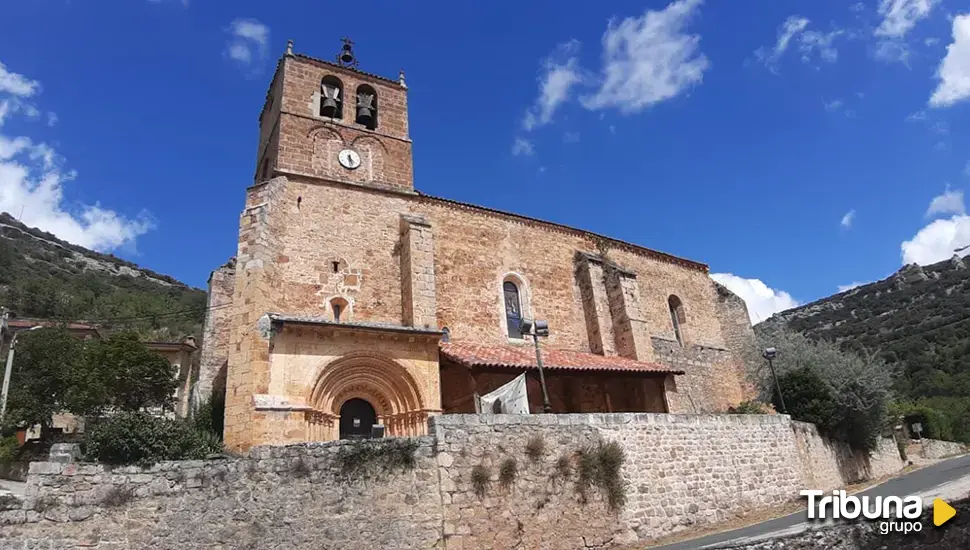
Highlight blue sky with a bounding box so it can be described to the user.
[2,0,970,324]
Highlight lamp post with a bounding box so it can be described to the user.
[0,325,42,424]
[519,319,552,413]
[763,347,787,415]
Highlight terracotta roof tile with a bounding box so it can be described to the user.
[440,341,683,375]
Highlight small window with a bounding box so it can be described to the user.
[320,76,344,119]
[330,297,350,323]
[332,261,340,273]
[355,84,378,130]
[668,295,686,346]
[504,281,522,339]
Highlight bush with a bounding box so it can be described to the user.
[576,441,626,510]
[890,402,955,441]
[193,393,225,440]
[0,436,19,466]
[727,400,774,414]
[755,329,894,452]
[85,411,222,466]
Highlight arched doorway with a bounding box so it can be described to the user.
[339,398,377,440]
[305,351,428,441]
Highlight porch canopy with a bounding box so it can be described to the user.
[439,341,683,414]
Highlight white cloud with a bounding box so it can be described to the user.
[225,19,270,71]
[875,0,939,38]
[45,112,57,127]
[755,15,810,68]
[563,131,580,143]
[825,99,845,112]
[580,0,709,114]
[511,137,535,156]
[926,185,965,217]
[929,14,970,108]
[0,62,39,97]
[755,16,843,70]
[522,41,583,131]
[906,110,927,121]
[837,281,868,292]
[0,61,152,252]
[799,29,843,63]
[872,39,912,65]
[711,273,799,324]
[901,215,970,264]
[841,209,856,228]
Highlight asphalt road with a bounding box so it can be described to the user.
[648,453,970,549]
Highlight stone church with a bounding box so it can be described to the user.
[197,39,759,451]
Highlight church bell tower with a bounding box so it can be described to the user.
[254,38,413,192]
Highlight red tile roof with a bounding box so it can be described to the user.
[440,342,683,375]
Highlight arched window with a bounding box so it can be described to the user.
[668,295,686,346]
[355,84,378,130]
[330,297,350,323]
[320,76,344,119]
[504,281,523,339]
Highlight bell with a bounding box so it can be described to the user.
[356,92,375,126]
[321,97,338,118]
[356,105,373,125]
[340,48,355,65]
[321,85,340,117]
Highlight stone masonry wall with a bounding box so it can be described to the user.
[651,337,745,413]
[192,258,236,410]
[0,438,443,550]
[917,438,967,459]
[0,414,905,549]
[792,421,904,491]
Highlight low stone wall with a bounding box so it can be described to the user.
[917,438,967,459]
[792,421,904,490]
[0,413,908,549]
[0,438,443,549]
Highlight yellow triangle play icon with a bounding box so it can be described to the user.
[934,498,956,527]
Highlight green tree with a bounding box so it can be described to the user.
[5,328,84,435]
[752,328,896,451]
[83,332,177,412]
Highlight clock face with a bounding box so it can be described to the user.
[338,149,361,170]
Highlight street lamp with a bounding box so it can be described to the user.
[519,319,552,413]
[762,347,788,415]
[0,325,42,423]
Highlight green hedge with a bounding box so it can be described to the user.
[85,412,222,466]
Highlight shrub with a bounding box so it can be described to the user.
[471,464,490,497]
[193,393,225,440]
[85,411,222,466]
[755,328,894,453]
[499,457,517,488]
[335,438,419,477]
[576,441,626,510]
[0,436,19,466]
[525,435,545,462]
[891,402,954,441]
[727,400,774,414]
[554,454,572,479]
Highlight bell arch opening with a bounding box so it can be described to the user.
[306,352,426,441]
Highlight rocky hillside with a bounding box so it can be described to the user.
[0,212,206,340]
[757,255,970,440]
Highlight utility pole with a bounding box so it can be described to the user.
[0,322,39,424]
[0,308,10,425]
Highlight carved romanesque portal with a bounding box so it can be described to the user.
[305,351,428,441]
